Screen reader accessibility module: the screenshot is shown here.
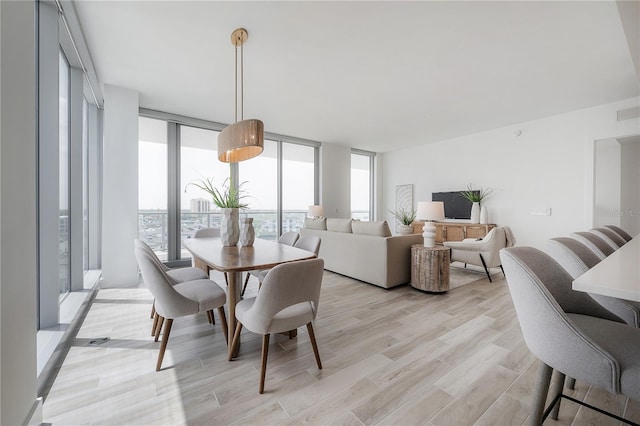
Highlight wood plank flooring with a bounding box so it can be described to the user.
[42,269,640,425]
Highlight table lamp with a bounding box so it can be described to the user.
[308,205,324,218]
[416,201,445,247]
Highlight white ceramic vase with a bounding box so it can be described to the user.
[397,224,413,235]
[239,217,255,246]
[220,208,240,246]
[480,206,489,224]
[470,202,480,224]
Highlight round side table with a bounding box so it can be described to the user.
[410,244,450,292]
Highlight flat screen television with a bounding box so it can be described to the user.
[432,191,479,220]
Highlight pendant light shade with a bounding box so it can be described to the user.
[218,28,264,163]
[218,119,264,162]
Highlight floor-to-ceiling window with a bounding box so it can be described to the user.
[180,125,229,255]
[138,117,169,259]
[37,0,104,379]
[240,139,278,239]
[58,50,71,298]
[351,150,375,221]
[282,143,316,231]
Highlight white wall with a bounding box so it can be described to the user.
[0,1,39,424]
[320,143,351,218]
[620,140,640,234]
[101,85,140,287]
[383,97,640,249]
[593,138,621,227]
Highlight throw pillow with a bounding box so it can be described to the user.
[326,218,353,233]
[352,220,392,237]
[304,217,327,230]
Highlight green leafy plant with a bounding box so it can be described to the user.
[389,207,417,225]
[459,183,494,203]
[186,177,249,209]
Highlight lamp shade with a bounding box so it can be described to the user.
[308,205,324,217]
[416,201,445,221]
[218,119,264,162]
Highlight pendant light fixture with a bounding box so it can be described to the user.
[218,28,264,163]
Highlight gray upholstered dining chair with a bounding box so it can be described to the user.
[192,227,230,287]
[500,246,640,425]
[241,231,301,296]
[569,231,614,259]
[603,224,633,242]
[546,237,640,328]
[135,244,228,371]
[193,227,220,238]
[229,258,324,393]
[589,227,627,249]
[135,239,211,323]
[293,234,321,254]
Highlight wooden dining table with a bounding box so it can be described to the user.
[572,234,640,302]
[182,237,317,358]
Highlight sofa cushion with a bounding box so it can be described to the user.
[352,220,392,237]
[304,217,327,230]
[326,218,352,233]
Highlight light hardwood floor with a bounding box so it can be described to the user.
[42,269,640,425]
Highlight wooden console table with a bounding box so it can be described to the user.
[412,222,496,244]
[411,244,450,292]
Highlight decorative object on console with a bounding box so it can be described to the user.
[480,205,489,224]
[416,201,445,247]
[389,207,416,235]
[239,218,255,246]
[459,183,494,224]
[307,205,324,218]
[218,28,264,163]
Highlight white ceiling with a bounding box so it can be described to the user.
[73,1,639,153]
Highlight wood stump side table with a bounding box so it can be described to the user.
[411,244,451,292]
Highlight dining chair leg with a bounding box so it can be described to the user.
[259,334,270,394]
[156,318,173,371]
[150,302,156,319]
[229,322,243,361]
[550,371,565,420]
[217,307,229,344]
[530,360,553,426]
[241,273,250,297]
[224,272,229,287]
[155,316,165,342]
[151,313,159,336]
[306,322,322,369]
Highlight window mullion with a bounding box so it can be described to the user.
[167,122,179,261]
[277,140,283,237]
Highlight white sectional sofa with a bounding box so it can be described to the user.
[300,218,423,289]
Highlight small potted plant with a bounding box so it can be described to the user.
[389,207,417,235]
[459,183,493,224]
[187,177,249,246]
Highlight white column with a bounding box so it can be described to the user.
[1,1,39,424]
[320,144,351,218]
[101,85,139,287]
